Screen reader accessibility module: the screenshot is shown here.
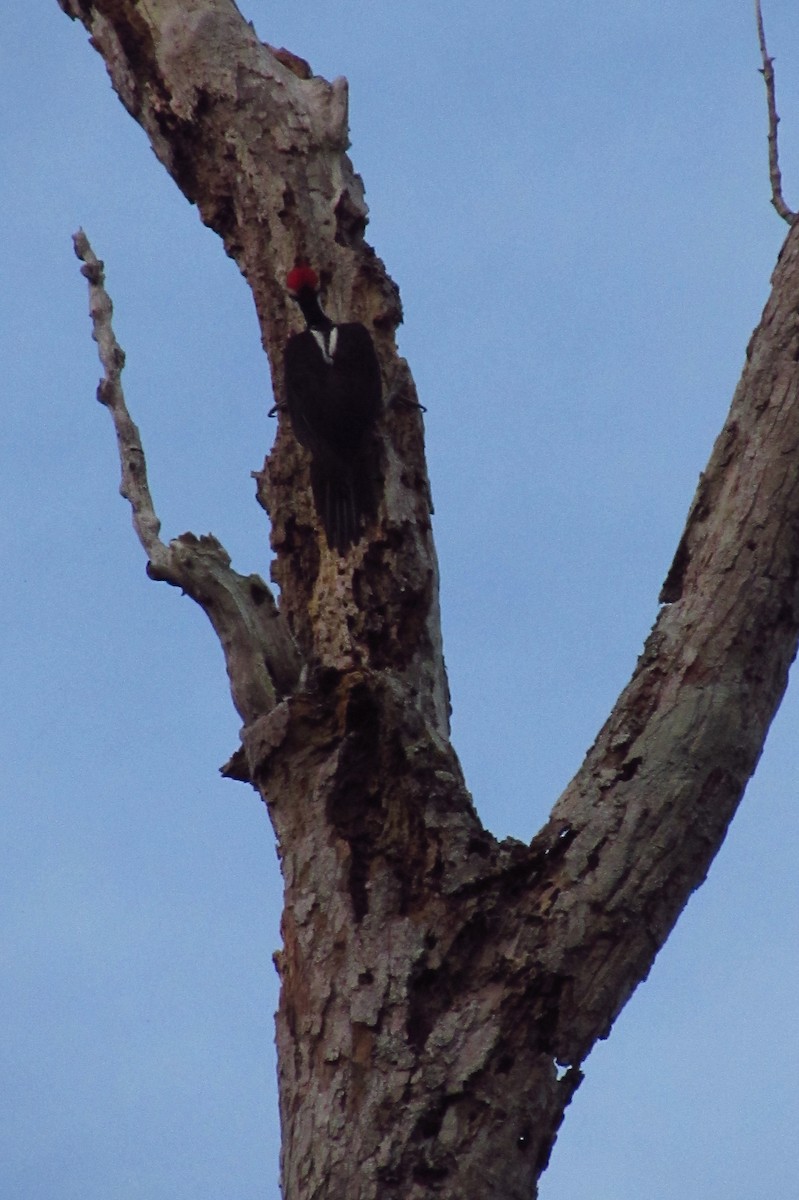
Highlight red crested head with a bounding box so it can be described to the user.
[286,264,319,294]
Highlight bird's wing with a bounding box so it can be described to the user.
[284,331,331,457]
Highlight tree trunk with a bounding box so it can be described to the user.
[58,1,799,1195]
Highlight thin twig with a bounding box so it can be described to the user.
[755,0,795,224]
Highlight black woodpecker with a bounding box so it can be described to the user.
[283,265,382,555]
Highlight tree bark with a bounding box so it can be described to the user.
[59,2,799,1196]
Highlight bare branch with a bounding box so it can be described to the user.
[72,229,302,728]
[755,0,795,223]
[73,229,166,560]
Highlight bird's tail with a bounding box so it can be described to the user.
[311,456,378,555]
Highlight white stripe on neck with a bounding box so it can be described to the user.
[311,327,338,365]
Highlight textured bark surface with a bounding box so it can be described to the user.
[60,2,799,1197]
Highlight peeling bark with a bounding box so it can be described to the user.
[60,2,799,1196]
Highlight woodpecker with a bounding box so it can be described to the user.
[283,264,382,554]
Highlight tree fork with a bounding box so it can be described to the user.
[62,1,799,1195]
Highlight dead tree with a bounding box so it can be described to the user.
[58,1,799,1196]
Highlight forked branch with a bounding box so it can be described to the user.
[61,2,799,1193]
[755,0,795,223]
[72,230,301,728]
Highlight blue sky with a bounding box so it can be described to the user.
[3,2,798,1197]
